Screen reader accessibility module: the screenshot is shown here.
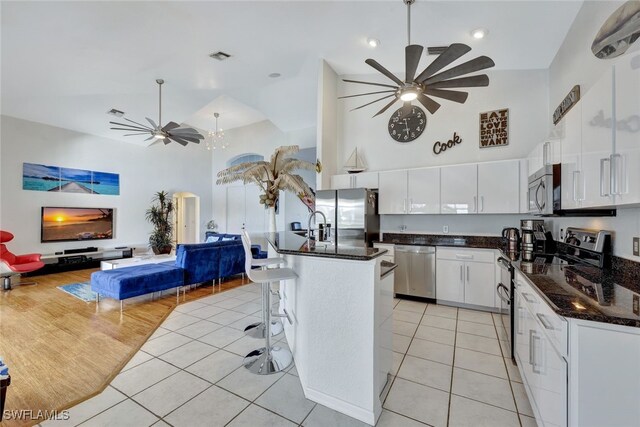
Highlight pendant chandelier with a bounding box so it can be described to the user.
[206,112,227,150]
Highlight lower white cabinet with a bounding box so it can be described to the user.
[435,248,496,308]
[373,243,394,263]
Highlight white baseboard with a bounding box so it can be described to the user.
[303,386,381,426]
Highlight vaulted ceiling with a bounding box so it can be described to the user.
[1,1,583,144]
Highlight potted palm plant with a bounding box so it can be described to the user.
[145,190,174,254]
[216,145,318,232]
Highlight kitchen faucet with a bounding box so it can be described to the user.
[307,210,327,242]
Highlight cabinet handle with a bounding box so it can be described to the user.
[455,254,474,260]
[529,329,534,366]
[600,157,611,197]
[543,142,548,165]
[460,265,463,282]
[517,307,524,335]
[536,313,554,330]
[611,153,623,195]
[572,170,579,202]
[473,196,477,213]
[409,198,413,213]
[480,196,484,212]
[466,265,470,281]
[403,198,407,214]
[522,292,537,304]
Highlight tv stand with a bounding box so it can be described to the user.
[31,247,134,276]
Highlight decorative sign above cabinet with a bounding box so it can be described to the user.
[479,108,509,148]
[433,132,462,155]
[388,106,426,143]
[553,85,580,124]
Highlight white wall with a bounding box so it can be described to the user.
[0,115,213,254]
[381,214,524,237]
[316,60,339,190]
[546,0,640,262]
[211,119,316,233]
[336,69,549,172]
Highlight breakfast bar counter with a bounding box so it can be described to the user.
[265,232,393,426]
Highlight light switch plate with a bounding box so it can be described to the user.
[634,237,639,256]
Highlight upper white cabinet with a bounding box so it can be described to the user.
[330,172,379,190]
[477,160,520,214]
[580,67,615,208]
[561,103,583,210]
[379,168,440,214]
[528,140,562,176]
[613,51,640,206]
[441,164,478,214]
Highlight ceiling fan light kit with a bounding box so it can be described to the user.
[341,0,495,127]
[109,79,204,147]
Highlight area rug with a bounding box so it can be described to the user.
[57,282,97,302]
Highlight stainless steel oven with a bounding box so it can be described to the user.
[496,256,515,359]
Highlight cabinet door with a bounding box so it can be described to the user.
[614,52,640,206]
[464,261,496,308]
[379,170,408,214]
[536,330,568,427]
[354,172,379,189]
[331,174,352,190]
[478,160,520,213]
[435,259,464,303]
[561,104,583,209]
[528,142,544,176]
[581,68,615,208]
[408,167,440,214]
[440,164,478,214]
[545,139,562,165]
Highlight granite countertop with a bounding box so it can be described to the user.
[380,233,504,249]
[265,232,386,261]
[513,255,640,328]
[380,260,398,278]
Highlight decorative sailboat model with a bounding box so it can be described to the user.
[344,148,367,174]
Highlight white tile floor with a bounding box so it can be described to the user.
[42,282,537,427]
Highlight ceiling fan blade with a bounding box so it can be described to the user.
[342,79,399,89]
[123,132,151,136]
[428,74,489,89]
[338,90,396,99]
[146,117,159,130]
[109,121,151,132]
[163,138,171,145]
[170,136,190,146]
[124,117,155,130]
[405,44,424,83]
[365,59,404,86]
[172,127,202,135]
[144,135,155,142]
[350,94,396,112]
[425,88,469,104]
[110,127,151,133]
[417,94,441,114]
[171,130,204,139]
[423,56,495,85]
[168,133,200,143]
[415,43,472,83]
[373,97,401,117]
[162,121,181,132]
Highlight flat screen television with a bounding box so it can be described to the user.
[41,207,114,243]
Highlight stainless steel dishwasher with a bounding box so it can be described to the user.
[394,245,436,299]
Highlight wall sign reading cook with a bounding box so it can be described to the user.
[433,132,462,155]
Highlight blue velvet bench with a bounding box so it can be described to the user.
[91,263,184,311]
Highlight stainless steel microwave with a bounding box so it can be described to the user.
[527,165,554,215]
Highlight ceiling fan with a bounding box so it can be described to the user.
[341,0,496,117]
[110,79,204,146]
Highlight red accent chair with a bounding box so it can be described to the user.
[0,231,45,290]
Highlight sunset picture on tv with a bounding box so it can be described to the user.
[41,207,114,242]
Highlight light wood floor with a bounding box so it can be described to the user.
[0,269,247,427]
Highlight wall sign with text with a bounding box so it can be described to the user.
[479,108,509,148]
[433,132,462,155]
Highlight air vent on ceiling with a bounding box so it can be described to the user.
[106,108,125,117]
[209,51,231,61]
[427,46,449,55]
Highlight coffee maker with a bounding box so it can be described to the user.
[520,219,555,255]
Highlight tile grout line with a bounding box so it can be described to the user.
[445,306,459,427]
[493,313,524,427]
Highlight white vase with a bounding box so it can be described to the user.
[268,206,277,233]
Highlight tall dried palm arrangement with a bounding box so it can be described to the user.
[216,145,318,232]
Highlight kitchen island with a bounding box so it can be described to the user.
[265,232,393,426]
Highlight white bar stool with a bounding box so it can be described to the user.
[242,230,287,338]
[241,231,297,374]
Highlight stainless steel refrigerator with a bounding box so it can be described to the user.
[315,188,380,248]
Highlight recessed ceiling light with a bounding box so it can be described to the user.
[367,38,380,48]
[268,73,281,78]
[209,51,231,61]
[471,28,488,39]
[106,108,125,117]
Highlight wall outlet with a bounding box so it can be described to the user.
[634,237,639,256]
[443,225,449,234]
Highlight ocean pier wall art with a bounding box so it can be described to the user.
[22,163,120,195]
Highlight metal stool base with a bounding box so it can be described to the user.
[243,345,293,375]
[244,320,283,339]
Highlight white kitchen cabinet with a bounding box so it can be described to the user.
[528,140,562,176]
[408,167,440,214]
[436,248,496,308]
[331,172,379,190]
[373,243,394,263]
[561,103,583,209]
[379,170,408,214]
[440,163,478,214]
[477,160,520,213]
[581,67,615,208]
[613,51,640,206]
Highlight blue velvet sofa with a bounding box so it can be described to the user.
[90,235,265,305]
